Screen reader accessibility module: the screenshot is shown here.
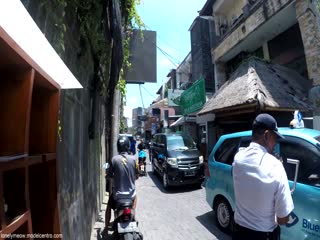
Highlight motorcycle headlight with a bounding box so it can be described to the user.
[167,157,177,166]
[199,155,204,164]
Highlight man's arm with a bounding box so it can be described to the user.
[277,215,290,225]
[275,164,294,225]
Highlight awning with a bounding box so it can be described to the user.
[149,98,168,108]
[196,113,215,124]
[0,0,82,89]
[170,116,196,127]
[199,58,311,116]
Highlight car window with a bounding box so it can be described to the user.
[279,136,320,187]
[160,135,165,145]
[239,136,251,148]
[167,135,196,150]
[154,135,159,144]
[214,137,241,165]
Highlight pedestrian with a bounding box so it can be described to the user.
[232,113,294,240]
[104,135,139,233]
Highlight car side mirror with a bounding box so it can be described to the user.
[286,158,300,193]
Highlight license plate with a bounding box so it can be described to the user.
[185,170,195,176]
[117,221,138,233]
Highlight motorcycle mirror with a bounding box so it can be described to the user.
[103,162,110,169]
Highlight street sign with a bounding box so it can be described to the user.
[180,78,206,115]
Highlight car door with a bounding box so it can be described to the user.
[278,136,320,240]
[208,137,241,207]
[153,135,162,170]
[156,135,167,172]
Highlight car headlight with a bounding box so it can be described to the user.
[167,157,177,166]
[199,155,204,164]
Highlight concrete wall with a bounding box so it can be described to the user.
[213,0,293,61]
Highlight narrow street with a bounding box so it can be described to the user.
[135,162,231,240]
[90,150,232,240]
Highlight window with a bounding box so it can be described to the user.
[214,138,241,165]
[166,135,196,151]
[279,136,320,187]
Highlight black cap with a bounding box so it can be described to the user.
[253,113,284,139]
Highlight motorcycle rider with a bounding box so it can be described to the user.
[104,135,139,232]
[137,138,146,151]
[137,139,147,173]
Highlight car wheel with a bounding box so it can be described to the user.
[214,198,233,233]
[162,172,169,189]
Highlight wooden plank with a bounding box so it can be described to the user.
[47,90,60,153]
[0,154,27,162]
[0,68,34,156]
[27,155,42,166]
[0,172,5,229]
[25,167,30,210]
[43,153,56,162]
[0,210,29,235]
[0,158,26,172]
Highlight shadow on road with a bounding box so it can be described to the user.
[196,211,232,240]
[146,169,202,194]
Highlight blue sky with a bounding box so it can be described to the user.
[124,0,207,125]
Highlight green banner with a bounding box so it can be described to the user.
[180,78,206,115]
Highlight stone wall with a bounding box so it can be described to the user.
[296,0,320,129]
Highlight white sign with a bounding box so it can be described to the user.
[168,89,184,106]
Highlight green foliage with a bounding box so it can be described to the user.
[39,0,144,98]
[118,0,145,105]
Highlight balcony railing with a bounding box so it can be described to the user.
[216,0,264,42]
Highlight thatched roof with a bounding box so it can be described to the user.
[199,58,311,115]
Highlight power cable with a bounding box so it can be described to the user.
[141,85,157,99]
[139,84,145,109]
[145,24,187,54]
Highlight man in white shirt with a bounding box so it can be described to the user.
[232,113,294,240]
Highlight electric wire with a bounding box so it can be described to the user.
[141,85,157,99]
[139,84,145,109]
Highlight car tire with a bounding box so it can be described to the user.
[214,198,233,233]
[162,172,169,190]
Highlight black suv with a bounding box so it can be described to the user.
[150,133,204,189]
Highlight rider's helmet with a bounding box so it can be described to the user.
[117,136,130,153]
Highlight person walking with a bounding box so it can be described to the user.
[232,113,294,240]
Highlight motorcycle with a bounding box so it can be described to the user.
[113,198,143,240]
[138,149,147,176]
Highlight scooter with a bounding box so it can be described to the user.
[102,163,143,240]
[138,149,147,176]
[113,199,143,240]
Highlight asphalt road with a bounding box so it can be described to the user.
[135,163,232,240]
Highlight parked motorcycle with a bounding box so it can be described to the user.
[138,149,147,176]
[113,198,143,240]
